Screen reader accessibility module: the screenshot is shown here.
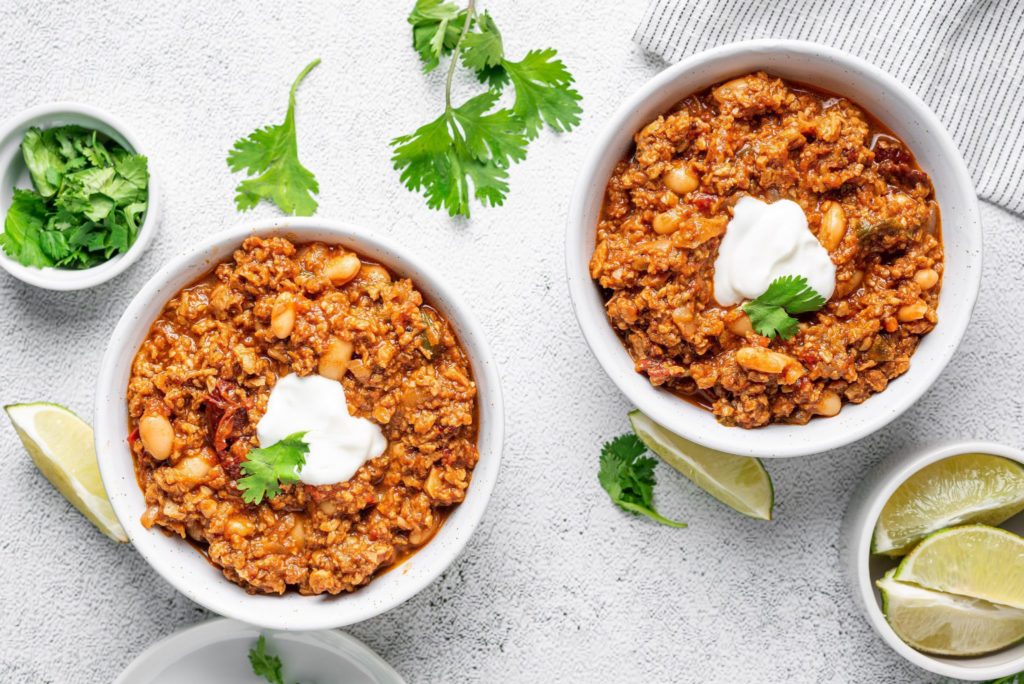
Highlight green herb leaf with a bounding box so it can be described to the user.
[503,49,582,139]
[408,0,469,73]
[390,91,527,217]
[227,59,321,216]
[237,432,309,505]
[394,2,581,217]
[460,11,504,72]
[741,275,827,340]
[986,674,1024,684]
[21,128,65,198]
[248,635,285,684]
[0,189,51,267]
[598,434,687,528]
[1,126,149,270]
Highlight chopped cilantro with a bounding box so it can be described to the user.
[0,126,149,269]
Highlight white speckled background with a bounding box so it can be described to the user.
[0,2,1020,682]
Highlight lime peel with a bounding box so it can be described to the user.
[894,524,1024,611]
[872,453,1024,556]
[628,409,773,520]
[878,569,1024,656]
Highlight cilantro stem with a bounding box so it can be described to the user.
[444,0,477,110]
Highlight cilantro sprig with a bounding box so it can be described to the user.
[741,275,827,340]
[392,0,582,217]
[237,432,309,504]
[227,59,321,216]
[0,126,149,269]
[249,635,304,684]
[598,434,687,528]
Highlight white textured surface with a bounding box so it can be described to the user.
[0,2,1019,682]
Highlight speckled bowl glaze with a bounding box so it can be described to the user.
[842,441,1024,681]
[0,102,160,290]
[95,219,504,630]
[565,39,982,458]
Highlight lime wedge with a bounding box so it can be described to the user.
[872,453,1024,556]
[628,409,773,520]
[895,525,1024,610]
[4,402,127,542]
[878,569,1024,656]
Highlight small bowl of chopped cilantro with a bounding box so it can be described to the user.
[0,102,158,290]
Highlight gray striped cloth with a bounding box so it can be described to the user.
[634,0,1024,215]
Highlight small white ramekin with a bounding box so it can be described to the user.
[841,441,1024,681]
[95,219,504,630]
[0,102,160,290]
[565,40,982,458]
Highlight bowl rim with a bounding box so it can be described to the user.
[94,218,504,630]
[0,101,160,290]
[114,617,404,684]
[564,38,982,458]
[850,440,1024,680]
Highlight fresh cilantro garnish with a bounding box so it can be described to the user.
[248,635,288,684]
[227,59,321,216]
[986,674,1024,684]
[392,0,582,217]
[598,434,687,528]
[409,0,471,72]
[237,432,309,504]
[0,126,148,269]
[741,275,827,340]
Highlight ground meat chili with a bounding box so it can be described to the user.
[126,236,479,594]
[590,72,943,428]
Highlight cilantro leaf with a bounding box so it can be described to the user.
[390,91,527,217]
[227,59,320,216]
[0,189,52,267]
[21,128,65,198]
[408,0,470,73]
[237,432,309,505]
[986,674,1024,684]
[598,434,687,528]
[503,49,582,139]
[248,635,285,684]
[1,126,149,270]
[460,11,503,72]
[741,275,827,340]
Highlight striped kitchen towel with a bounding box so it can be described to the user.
[634,0,1024,215]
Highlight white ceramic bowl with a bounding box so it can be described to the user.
[0,102,160,290]
[842,441,1024,681]
[565,39,982,458]
[116,618,404,684]
[95,219,503,630]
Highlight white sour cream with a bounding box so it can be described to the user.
[256,373,387,486]
[713,196,836,306]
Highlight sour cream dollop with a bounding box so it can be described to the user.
[256,373,387,486]
[713,196,836,306]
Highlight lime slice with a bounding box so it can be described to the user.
[895,525,1024,610]
[878,569,1024,656]
[628,409,773,520]
[4,402,127,542]
[872,453,1024,556]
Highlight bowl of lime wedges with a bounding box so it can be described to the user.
[843,441,1024,681]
